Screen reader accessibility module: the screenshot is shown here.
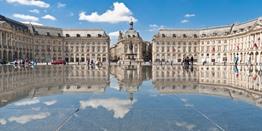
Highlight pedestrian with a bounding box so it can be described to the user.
[190,56,194,65]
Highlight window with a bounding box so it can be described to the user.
[66,34,70,37]
[47,32,50,36]
[98,34,102,37]
[87,34,91,37]
[76,34,80,37]
[194,34,198,38]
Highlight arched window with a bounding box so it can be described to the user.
[193,34,198,38]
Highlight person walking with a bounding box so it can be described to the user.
[190,56,194,65]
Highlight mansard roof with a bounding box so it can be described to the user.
[156,17,262,38]
[0,14,29,31]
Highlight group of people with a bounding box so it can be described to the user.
[182,56,194,66]
[85,60,103,67]
[11,59,37,66]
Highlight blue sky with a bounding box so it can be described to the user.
[0,0,262,44]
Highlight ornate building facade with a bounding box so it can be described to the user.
[0,15,110,64]
[110,21,151,64]
[153,17,262,65]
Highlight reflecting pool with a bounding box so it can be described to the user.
[1,65,262,131]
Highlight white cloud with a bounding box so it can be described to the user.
[42,14,56,21]
[8,112,50,124]
[109,31,119,38]
[108,31,121,45]
[14,98,40,106]
[184,13,196,18]
[109,75,121,90]
[0,119,7,125]
[43,100,57,106]
[148,24,165,32]
[176,121,196,130]
[80,98,136,119]
[57,2,66,8]
[6,0,50,8]
[29,9,40,14]
[181,98,187,102]
[22,21,43,26]
[181,19,189,23]
[79,2,137,24]
[13,13,39,22]
[32,107,41,111]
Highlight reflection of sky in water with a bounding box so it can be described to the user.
[1,65,262,130]
[0,83,262,131]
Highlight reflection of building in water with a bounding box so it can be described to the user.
[0,65,109,107]
[152,65,262,106]
[152,65,199,93]
[110,65,152,101]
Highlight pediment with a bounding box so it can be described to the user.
[0,21,12,30]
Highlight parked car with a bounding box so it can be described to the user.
[51,60,66,65]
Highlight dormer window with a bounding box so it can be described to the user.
[76,34,80,37]
[162,34,166,38]
[183,34,187,38]
[233,30,237,33]
[47,32,50,36]
[173,34,176,38]
[66,34,70,37]
[58,33,61,37]
[132,35,136,38]
[193,34,198,38]
[128,35,131,38]
[98,34,102,37]
[240,28,244,32]
[87,34,91,37]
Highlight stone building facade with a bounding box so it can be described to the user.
[110,21,151,64]
[153,17,262,65]
[0,15,110,64]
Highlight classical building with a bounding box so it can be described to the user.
[110,21,151,64]
[0,14,110,64]
[153,17,262,65]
